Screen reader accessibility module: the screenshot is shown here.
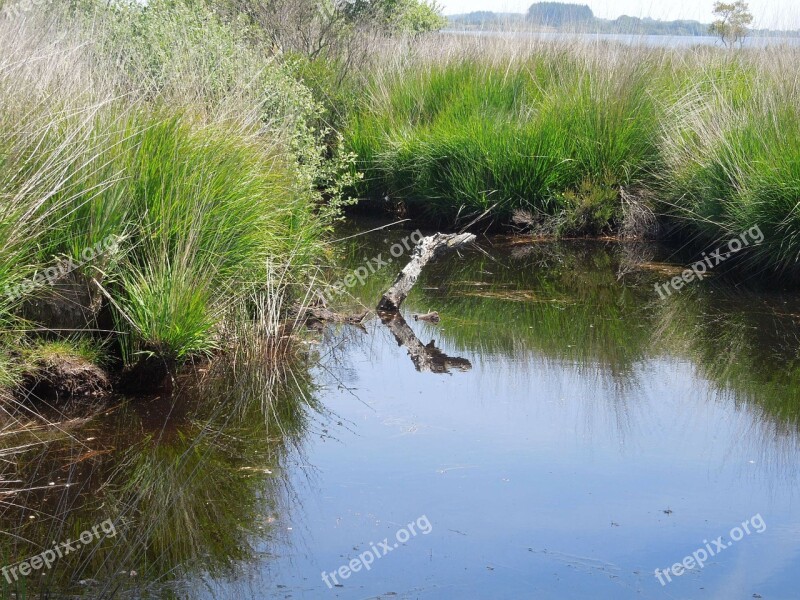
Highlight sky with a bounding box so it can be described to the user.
[438,0,800,30]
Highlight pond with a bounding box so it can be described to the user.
[2,222,800,599]
[441,30,800,48]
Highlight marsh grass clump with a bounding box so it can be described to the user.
[345,38,663,229]
[103,114,322,364]
[0,1,342,386]
[658,49,800,277]
[345,37,800,278]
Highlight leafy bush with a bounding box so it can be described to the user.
[390,0,447,33]
[557,178,620,236]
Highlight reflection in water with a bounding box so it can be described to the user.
[284,228,800,599]
[0,321,319,598]
[388,236,800,432]
[380,313,471,373]
[316,227,800,472]
[2,226,800,598]
[654,284,800,430]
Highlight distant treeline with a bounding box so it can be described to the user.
[447,2,797,36]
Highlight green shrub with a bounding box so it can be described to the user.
[557,178,620,236]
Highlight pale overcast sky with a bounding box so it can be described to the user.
[439,0,800,30]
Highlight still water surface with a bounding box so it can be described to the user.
[3,226,800,599]
[442,30,800,48]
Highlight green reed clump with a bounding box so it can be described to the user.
[74,113,320,362]
[659,50,800,276]
[347,38,800,278]
[0,3,335,370]
[346,42,664,229]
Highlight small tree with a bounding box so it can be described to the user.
[709,1,753,48]
[389,0,447,34]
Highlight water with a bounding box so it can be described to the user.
[442,29,800,48]
[3,225,800,599]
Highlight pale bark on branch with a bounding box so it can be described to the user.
[377,233,475,312]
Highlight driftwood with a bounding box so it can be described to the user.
[300,306,368,330]
[377,233,476,312]
[381,313,471,374]
[375,232,474,373]
[413,311,440,323]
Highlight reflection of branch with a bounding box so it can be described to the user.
[380,313,471,374]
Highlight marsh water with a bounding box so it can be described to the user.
[4,223,800,599]
[443,30,800,48]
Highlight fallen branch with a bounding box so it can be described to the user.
[377,233,475,312]
[299,306,368,330]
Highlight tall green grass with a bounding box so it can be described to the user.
[659,51,800,276]
[0,2,335,369]
[346,40,665,230]
[63,112,323,363]
[345,37,800,277]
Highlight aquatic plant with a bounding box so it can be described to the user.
[345,37,664,229]
[658,49,800,278]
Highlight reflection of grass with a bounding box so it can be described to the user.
[336,228,800,430]
[335,233,656,373]
[106,430,265,579]
[428,255,653,375]
[653,287,800,429]
[440,243,800,428]
[0,328,317,597]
